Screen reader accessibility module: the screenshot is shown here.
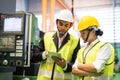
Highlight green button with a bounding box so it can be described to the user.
[3,52,7,57]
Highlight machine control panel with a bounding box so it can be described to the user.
[0,13,32,67]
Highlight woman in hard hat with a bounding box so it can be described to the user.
[31,9,80,80]
[72,16,114,80]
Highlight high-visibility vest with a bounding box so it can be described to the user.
[37,32,79,80]
[77,41,114,80]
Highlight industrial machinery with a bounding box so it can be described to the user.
[0,13,39,67]
[0,12,40,80]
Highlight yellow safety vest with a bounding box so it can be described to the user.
[77,41,114,80]
[37,32,79,80]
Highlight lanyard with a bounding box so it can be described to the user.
[82,41,100,64]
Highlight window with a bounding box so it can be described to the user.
[75,6,120,43]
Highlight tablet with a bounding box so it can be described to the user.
[48,51,61,59]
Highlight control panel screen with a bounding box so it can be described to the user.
[0,36,15,51]
[4,17,22,32]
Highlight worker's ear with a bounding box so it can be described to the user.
[70,23,73,28]
[91,29,96,35]
[56,20,59,25]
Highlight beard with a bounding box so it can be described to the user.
[57,27,68,37]
[59,31,66,37]
[59,31,66,35]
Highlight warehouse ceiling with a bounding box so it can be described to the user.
[26,0,120,31]
[28,0,118,14]
[28,0,119,20]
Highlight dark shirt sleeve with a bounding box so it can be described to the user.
[64,39,80,72]
[30,38,46,63]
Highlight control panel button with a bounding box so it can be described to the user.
[3,59,8,65]
[3,52,7,57]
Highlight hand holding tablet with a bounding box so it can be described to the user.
[48,51,61,59]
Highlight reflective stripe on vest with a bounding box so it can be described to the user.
[38,70,72,79]
[37,32,79,80]
[77,41,114,80]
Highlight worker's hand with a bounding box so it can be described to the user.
[52,56,66,68]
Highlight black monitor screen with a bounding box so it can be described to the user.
[4,17,22,32]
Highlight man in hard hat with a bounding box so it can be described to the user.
[72,16,114,80]
[31,9,80,80]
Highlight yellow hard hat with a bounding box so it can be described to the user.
[78,16,100,31]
